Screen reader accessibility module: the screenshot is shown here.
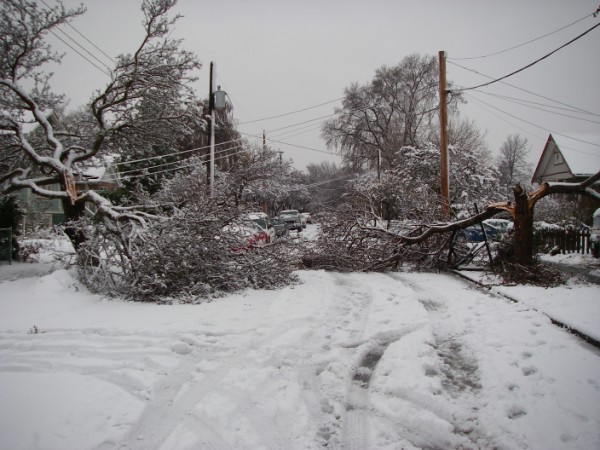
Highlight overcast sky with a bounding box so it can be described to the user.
[44,0,600,170]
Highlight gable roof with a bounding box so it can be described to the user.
[532,133,600,183]
[551,133,600,176]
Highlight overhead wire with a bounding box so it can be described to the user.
[469,91,595,115]
[111,137,246,166]
[452,21,600,92]
[448,60,598,116]
[262,113,337,134]
[465,94,548,142]
[47,29,111,77]
[465,92,600,156]
[113,144,247,177]
[39,0,114,76]
[236,98,344,125]
[53,27,113,73]
[105,144,253,182]
[110,103,342,175]
[271,122,325,141]
[240,131,338,156]
[449,11,595,60]
[472,90,600,125]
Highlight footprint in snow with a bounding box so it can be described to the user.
[171,342,193,355]
[507,405,527,419]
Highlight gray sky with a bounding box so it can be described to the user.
[45,0,600,170]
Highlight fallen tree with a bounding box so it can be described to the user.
[303,170,600,273]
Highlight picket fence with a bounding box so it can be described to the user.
[536,227,592,255]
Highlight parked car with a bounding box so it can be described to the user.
[279,209,303,232]
[462,220,509,243]
[301,212,313,224]
[591,208,600,258]
[271,216,289,238]
[248,212,275,242]
[223,222,269,251]
[299,214,307,229]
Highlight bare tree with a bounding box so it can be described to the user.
[322,54,453,173]
[0,0,201,250]
[496,134,531,194]
[303,161,353,211]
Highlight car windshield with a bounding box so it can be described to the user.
[251,218,268,229]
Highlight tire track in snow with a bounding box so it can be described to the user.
[326,274,429,450]
[387,273,497,449]
[119,318,312,450]
[327,273,375,450]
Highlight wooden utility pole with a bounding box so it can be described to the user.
[438,50,450,219]
[208,62,215,196]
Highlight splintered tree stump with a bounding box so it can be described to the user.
[513,184,534,267]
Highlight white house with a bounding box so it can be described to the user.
[532,133,600,184]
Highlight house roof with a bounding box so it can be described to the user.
[551,133,600,177]
[532,133,600,183]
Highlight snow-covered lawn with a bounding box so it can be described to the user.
[1,259,599,449]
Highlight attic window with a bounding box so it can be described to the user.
[554,152,562,164]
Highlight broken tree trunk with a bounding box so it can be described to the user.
[513,184,535,266]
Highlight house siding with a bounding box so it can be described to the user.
[533,139,575,183]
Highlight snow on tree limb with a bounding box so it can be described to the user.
[1,0,202,251]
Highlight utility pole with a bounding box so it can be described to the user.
[438,50,450,219]
[208,62,216,196]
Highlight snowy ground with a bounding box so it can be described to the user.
[0,229,599,449]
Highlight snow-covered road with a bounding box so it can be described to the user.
[0,268,599,449]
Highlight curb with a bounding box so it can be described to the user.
[451,269,600,351]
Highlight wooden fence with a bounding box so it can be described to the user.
[536,227,592,255]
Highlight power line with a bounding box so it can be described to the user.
[272,122,325,141]
[465,93,548,142]
[104,146,246,182]
[471,90,595,116]
[53,27,113,72]
[465,92,600,156]
[113,144,246,177]
[111,137,246,167]
[240,131,338,156]
[449,12,595,61]
[453,21,600,92]
[110,106,339,172]
[448,60,598,116]
[236,98,343,125]
[47,29,111,77]
[472,90,600,126]
[40,0,114,69]
[62,20,115,64]
[264,113,337,134]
